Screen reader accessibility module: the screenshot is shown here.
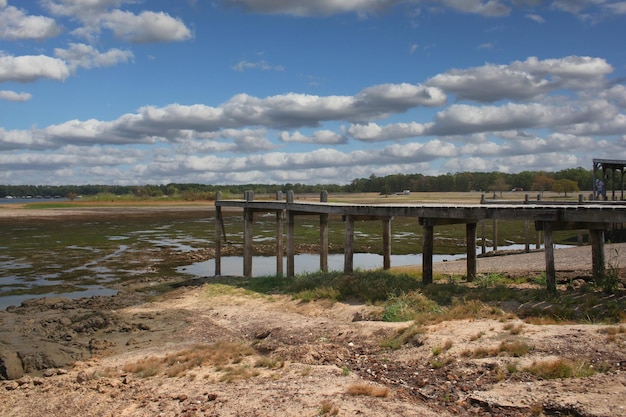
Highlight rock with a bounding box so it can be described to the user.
[0,348,24,380]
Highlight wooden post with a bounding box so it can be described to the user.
[590,228,606,285]
[524,220,530,253]
[493,219,498,251]
[383,217,392,270]
[243,191,254,278]
[276,191,284,277]
[481,220,486,254]
[320,191,329,273]
[215,191,222,276]
[466,222,477,282]
[543,222,556,293]
[422,219,434,285]
[344,215,354,273]
[287,191,295,277]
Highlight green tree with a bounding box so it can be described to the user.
[552,179,579,197]
[489,176,510,197]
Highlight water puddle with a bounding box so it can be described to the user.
[0,287,118,311]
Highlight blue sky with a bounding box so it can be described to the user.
[1,0,626,186]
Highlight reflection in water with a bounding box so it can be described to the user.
[180,253,466,278]
[180,243,573,278]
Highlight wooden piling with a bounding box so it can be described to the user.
[590,228,606,284]
[344,215,354,273]
[383,217,392,270]
[275,191,284,276]
[243,191,254,278]
[466,222,477,281]
[543,222,556,293]
[422,219,434,285]
[320,191,329,273]
[215,191,222,276]
[287,191,295,277]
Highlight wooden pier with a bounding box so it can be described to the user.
[215,191,626,292]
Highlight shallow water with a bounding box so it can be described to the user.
[0,210,576,310]
[178,243,573,278]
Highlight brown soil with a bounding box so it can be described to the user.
[1,206,626,416]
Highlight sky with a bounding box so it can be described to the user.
[1,0,626,186]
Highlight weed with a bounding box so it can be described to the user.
[462,339,531,358]
[379,324,424,350]
[255,356,284,369]
[470,331,485,341]
[382,291,441,322]
[346,383,389,397]
[341,366,351,376]
[319,400,339,415]
[503,322,524,335]
[524,358,596,379]
[122,341,256,378]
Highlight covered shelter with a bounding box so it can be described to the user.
[593,158,626,201]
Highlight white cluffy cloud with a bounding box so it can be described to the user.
[0,3,62,40]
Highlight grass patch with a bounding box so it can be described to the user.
[462,339,532,358]
[379,324,425,350]
[524,358,597,379]
[122,341,256,378]
[346,383,389,397]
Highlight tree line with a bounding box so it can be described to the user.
[0,167,594,200]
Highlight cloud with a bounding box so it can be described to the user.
[525,13,545,23]
[231,60,285,72]
[0,4,62,40]
[222,0,401,17]
[428,100,615,136]
[0,54,70,83]
[0,90,32,102]
[279,130,347,144]
[43,0,192,43]
[101,10,193,43]
[223,0,513,17]
[54,43,133,70]
[438,0,511,17]
[347,122,427,141]
[427,56,613,103]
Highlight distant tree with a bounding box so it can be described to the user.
[531,175,556,196]
[552,179,579,197]
[66,192,77,201]
[489,176,510,197]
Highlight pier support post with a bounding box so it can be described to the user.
[466,222,477,282]
[542,222,556,293]
[422,219,434,284]
[344,215,354,273]
[590,228,606,285]
[287,191,295,277]
[276,191,284,276]
[243,191,254,278]
[215,191,222,276]
[383,217,392,270]
[320,191,329,273]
